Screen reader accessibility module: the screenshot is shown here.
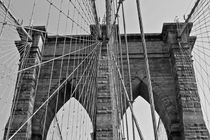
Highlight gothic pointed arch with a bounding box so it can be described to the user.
[32,79,95,140]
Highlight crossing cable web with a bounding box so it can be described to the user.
[155,0,210,138]
[0,0,164,139]
[176,0,210,132]
[0,0,150,139]
[1,0,210,140]
[0,0,101,139]
[105,0,147,139]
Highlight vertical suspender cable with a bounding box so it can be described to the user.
[60,2,70,134]
[43,0,63,137]
[135,0,158,139]
[110,50,144,140]
[114,1,127,136]
[6,0,35,139]
[116,11,126,140]
[121,3,136,140]
[66,8,75,139]
[91,0,101,37]
[55,116,63,140]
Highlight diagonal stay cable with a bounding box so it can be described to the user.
[136,0,158,139]
[109,48,145,140]
[0,21,97,42]
[45,0,90,34]
[121,3,136,140]
[17,42,99,73]
[55,116,63,140]
[50,37,98,139]
[0,0,13,38]
[8,42,101,140]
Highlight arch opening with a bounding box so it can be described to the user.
[46,98,93,140]
[122,96,167,140]
[32,79,96,140]
[124,78,182,140]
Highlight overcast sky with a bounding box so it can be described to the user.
[1,0,209,140]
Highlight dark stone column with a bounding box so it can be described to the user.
[4,27,45,140]
[165,23,210,140]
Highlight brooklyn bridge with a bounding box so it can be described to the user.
[0,0,210,139]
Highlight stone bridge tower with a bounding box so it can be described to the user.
[4,22,210,140]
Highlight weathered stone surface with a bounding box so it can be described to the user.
[4,23,210,140]
[4,27,44,140]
